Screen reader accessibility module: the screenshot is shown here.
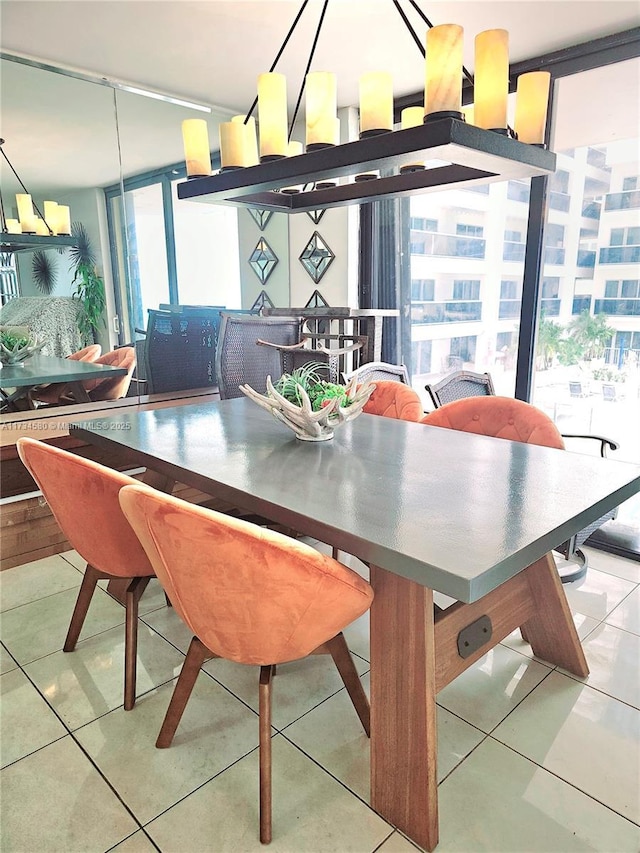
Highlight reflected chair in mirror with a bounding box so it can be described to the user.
[258,333,368,384]
[216,313,304,399]
[343,361,410,385]
[421,396,618,582]
[28,344,103,407]
[58,346,137,404]
[119,483,373,845]
[142,308,221,395]
[362,380,423,422]
[16,438,156,710]
[425,370,495,409]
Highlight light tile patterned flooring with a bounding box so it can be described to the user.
[1,544,639,852]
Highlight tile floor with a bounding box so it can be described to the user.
[1,544,639,852]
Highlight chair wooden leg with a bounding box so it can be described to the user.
[63,565,102,652]
[326,632,370,737]
[124,576,151,711]
[259,665,274,845]
[156,637,209,748]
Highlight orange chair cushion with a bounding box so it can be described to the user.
[363,380,423,422]
[17,438,154,578]
[421,396,565,449]
[29,345,103,405]
[69,344,102,362]
[83,347,136,399]
[120,484,374,666]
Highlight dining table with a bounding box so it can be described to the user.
[70,398,640,851]
[0,354,128,410]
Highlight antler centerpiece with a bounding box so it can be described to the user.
[240,362,375,442]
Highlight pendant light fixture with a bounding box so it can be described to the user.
[178,0,556,215]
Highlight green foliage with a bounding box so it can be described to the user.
[567,310,613,360]
[274,362,352,411]
[592,367,626,383]
[536,316,563,369]
[0,330,30,350]
[556,337,584,366]
[69,222,106,341]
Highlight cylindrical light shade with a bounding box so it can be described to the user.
[258,72,288,160]
[232,115,259,166]
[57,205,71,235]
[219,122,246,169]
[16,194,36,232]
[34,218,49,236]
[425,24,463,118]
[474,29,509,130]
[400,107,425,172]
[306,71,337,149]
[359,72,393,136]
[514,72,551,144]
[181,119,211,177]
[5,219,22,234]
[44,201,59,235]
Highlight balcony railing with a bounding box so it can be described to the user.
[581,200,601,219]
[503,241,525,262]
[599,246,640,265]
[549,191,571,212]
[577,249,596,267]
[409,233,486,259]
[572,296,591,315]
[412,300,482,324]
[544,247,566,265]
[605,190,640,211]
[498,299,521,319]
[540,298,561,316]
[594,298,640,316]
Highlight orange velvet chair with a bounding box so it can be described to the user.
[363,379,423,422]
[74,346,136,402]
[28,344,102,406]
[119,483,374,844]
[421,395,565,449]
[16,438,155,710]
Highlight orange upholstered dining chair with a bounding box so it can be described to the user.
[16,438,155,710]
[28,344,103,406]
[119,483,374,844]
[72,346,136,402]
[363,379,424,422]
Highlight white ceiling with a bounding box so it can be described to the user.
[1,1,639,197]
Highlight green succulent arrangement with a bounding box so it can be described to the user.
[274,362,353,412]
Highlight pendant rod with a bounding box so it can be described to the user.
[406,0,475,86]
[0,139,49,228]
[391,0,425,57]
[288,0,330,139]
[243,0,312,123]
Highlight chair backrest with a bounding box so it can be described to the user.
[119,484,373,665]
[425,370,495,409]
[602,383,617,401]
[16,438,154,577]
[84,347,136,400]
[421,396,565,449]
[216,313,303,399]
[363,380,423,422]
[343,361,409,385]
[569,381,584,398]
[68,344,102,362]
[143,308,221,394]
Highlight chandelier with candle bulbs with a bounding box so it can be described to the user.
[178,0,556,214]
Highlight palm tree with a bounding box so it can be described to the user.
[567,310,613,361]
[536,316,564,369]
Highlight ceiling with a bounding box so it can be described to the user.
[1,1,639,197]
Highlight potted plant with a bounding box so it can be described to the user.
[69,222,106,343]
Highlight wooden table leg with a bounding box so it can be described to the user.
[369,564,439,852]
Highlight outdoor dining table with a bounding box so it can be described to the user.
[0,354,128,410]
[70,398,640,851]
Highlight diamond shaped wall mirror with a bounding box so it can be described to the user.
[249,237,278,284]
[299,231,334,283]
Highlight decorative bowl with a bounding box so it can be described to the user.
[240,374,376,441]
[0,331,45,365]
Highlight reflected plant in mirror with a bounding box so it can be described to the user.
[69,222,106,342]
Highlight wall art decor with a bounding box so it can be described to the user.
[304,289,330,308]
[306,209,325,225]
[248,209,273,230]
[249,237,278,284]
[251,289,275,312]
[299,231,335,284]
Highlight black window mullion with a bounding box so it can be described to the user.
[161,174,179,304]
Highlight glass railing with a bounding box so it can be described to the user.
[599,246,640,264]
[594,298,640,316]
[412,300,482,324]
[549,191,571,212]
[540,298,561,316]
[605,190,640,211]
[572,296,591,314]
[581,200,601,219]
[544,247,566,265]
[408,233,486,259]
[577,249,596,267]
[498,299,521,319]
[503,241,526,262]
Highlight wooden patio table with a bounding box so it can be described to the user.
[71,398,640,851]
